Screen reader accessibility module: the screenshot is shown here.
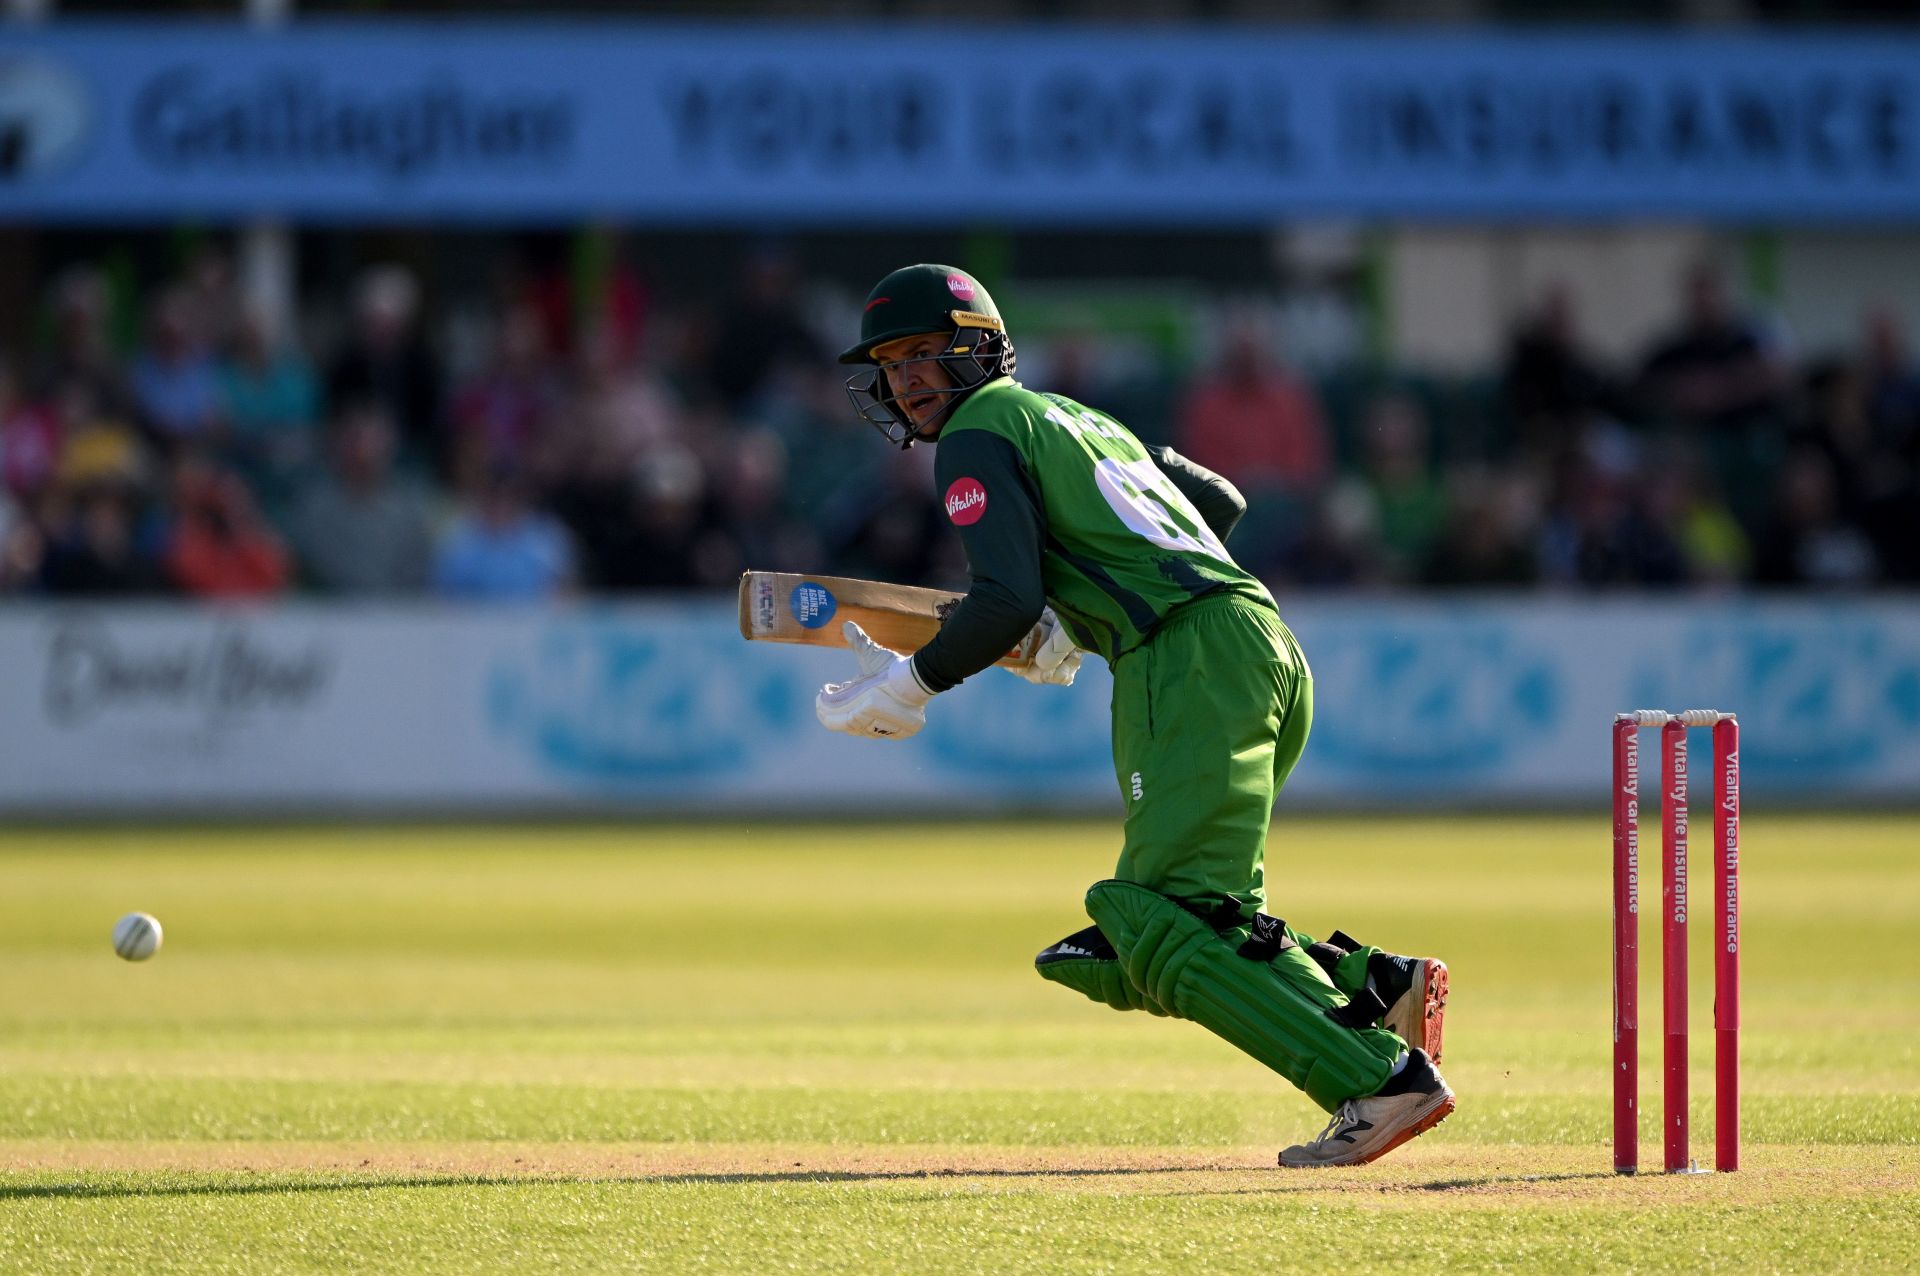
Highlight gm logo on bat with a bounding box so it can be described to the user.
[790,583,837,629]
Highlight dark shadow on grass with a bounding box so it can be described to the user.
[1411,1172,1613,1191]
[1106,1171,1618,1202]
[0,1177,525,1202]
[0,1165,1253,1201]
[3,1165,1608,1202]
[0,1167,1193,1201]
[639,1166,1224,1186]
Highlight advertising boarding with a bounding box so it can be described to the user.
[0,598,1914,815]
[3,25,1919,223]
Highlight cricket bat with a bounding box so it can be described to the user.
[738,571,1045,670]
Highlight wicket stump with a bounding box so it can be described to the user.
[1612,709,1740,1174]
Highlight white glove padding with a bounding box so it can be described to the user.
[816,621,936,740]
[1009,608,1084,687]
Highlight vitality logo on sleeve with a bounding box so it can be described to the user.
[945,477,987,525]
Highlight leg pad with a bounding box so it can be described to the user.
[1035,925,1168,1016]
[1085,879,1403,1111]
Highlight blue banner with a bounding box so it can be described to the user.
[2,23,1918,223]
[0,598,1915,813]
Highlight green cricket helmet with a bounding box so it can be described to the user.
[840,264,1017,448]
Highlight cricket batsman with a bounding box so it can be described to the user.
[813,264,1455,1166]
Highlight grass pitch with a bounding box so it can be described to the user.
[1,815,1916,1273]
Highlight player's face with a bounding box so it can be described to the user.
[873,333,957,428]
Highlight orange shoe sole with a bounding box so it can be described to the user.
[1422,960,1449,1066]
[1350,1088,1456,1166]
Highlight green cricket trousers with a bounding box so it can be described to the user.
[1109,589,1311,914]
[1059,589,1406,1108]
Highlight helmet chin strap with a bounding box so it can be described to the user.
[875,359,972,447]
[894,401,959,449]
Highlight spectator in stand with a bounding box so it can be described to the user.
[328,266,444,473]
[1790,362,1882,514]
[161,455,290,599]
[589,442,721,591]
[0,486,40,593]
[1502,283,1612,457]
[178,245,242,357]
[31,266,132,419]
[1175,315,1330,493]
[1273,480,1383,589]
[546,437,646,592]
[1752,448,1880,588]
[1862,306,1920,461]
[1037,332,1111,411]
[702,427,822,583]
[1537,438,1676,588]
[37,490,160,595]
[1658,447,1750,587]
[1421,468,1541,588]
[129,287,224,454]
[522,230,653,368]
[431,465,574,601]
[821,444,956,589]
[1621,465,1702,588]
[1539,425,1750,589]
[569,319,683,467]
[547,345,704,591]
[759,363,877,527]
[1636,262,1789,433]
[1356,393,1448,584]
[50,378,149,505]
[706,245,823,413]
[218,307,320,511]
[286,406,436,594]
[450,303,563,488]
[1789,361,1919,583]
[1854,311,1920,582]
[1,359,62,502]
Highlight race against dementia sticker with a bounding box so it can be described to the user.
[945,477,987,525]
[790,582,837,628]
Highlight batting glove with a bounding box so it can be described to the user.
[816,621,936,740]
[1009,608,1083,687]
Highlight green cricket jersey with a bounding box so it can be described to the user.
[912,377,1274,691]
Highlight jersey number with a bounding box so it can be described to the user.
[1044,405,1227,558]
[1091,456,1229,559]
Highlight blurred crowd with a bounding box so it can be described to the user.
[1,248,1915,604]
[1213,264,1918,592]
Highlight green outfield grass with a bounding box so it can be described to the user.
[1,815,1916,1273]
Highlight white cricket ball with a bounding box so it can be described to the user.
[112,912,163,962]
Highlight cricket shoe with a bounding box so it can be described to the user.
[1381,956,1449,1065]
[1314,932,1449,1064]
[1278,1049,1455,1168]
